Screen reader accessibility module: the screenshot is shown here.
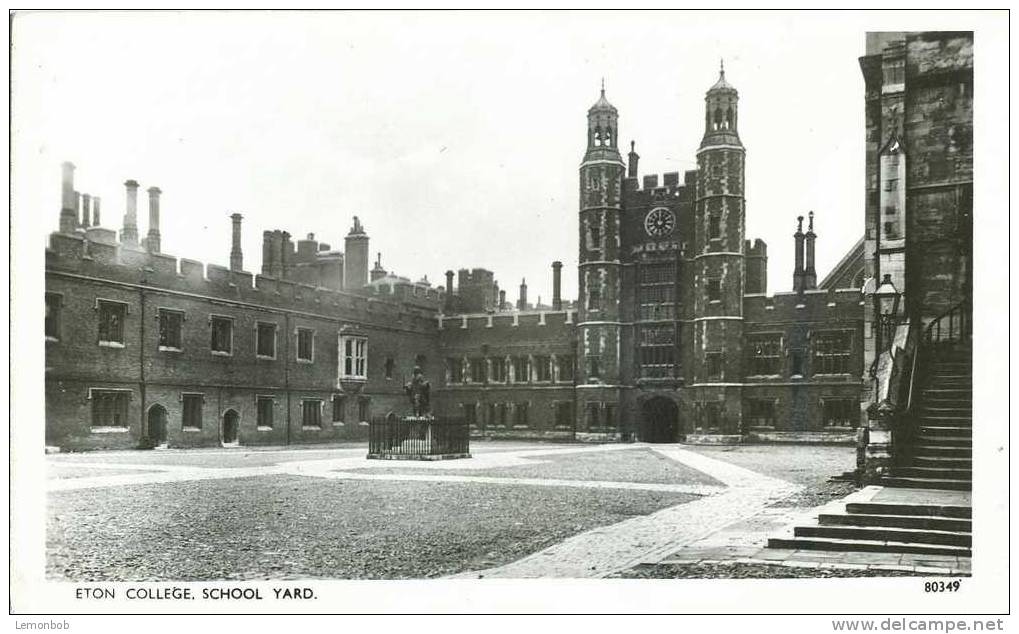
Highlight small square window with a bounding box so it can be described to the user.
[302,399,322,429]
[385,357,395,379]
[706,279,722,302]
[91,390,129,427]
[705,352,723,380]
[708,214,721,240]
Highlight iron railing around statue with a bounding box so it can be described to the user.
[367,415,471,460]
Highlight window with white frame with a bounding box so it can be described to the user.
[747,334,783,376]
[91,389,129,427]
[182,393,204,429]
[256,396,274,429]
[302,399,322,428]
[158,308,184,350]
[256,322,277,359]
[813,331,853,375]
[97,300,127,345]
[340,334,367,380]
[331,395,345,423]
[489,357,506,383]
[296,328,314,362]
[534,356,552,382]
[45,293,62,341]
[210,316,233,355]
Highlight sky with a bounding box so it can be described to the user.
[15,12,884,303]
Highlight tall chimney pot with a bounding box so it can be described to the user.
[552,261,563,310]
[59,162,77,233]
[230,213,244,271]
[146,187,162,253]
[121,180,140,246]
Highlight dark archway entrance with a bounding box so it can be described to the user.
[146,404,168,447]
[222,409,240,446]
[640,397,679,443]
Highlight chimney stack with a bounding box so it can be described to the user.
[230,213,243,271]
[74,192,82,231]
[281,231,293,279]
[552,261,563,310]
[517,278,528,311]
[81,193,92,228]
[627,141,640,179]
[793,215,805,294]
[343,216,370,290]
[92,196,101,226]
[59,162,77,233]
[146,187,162,253]
[261,231,273,276]
[121,180,139,246]
[499,289,507,310]
[804,211,817,290]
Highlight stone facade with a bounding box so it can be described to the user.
[44,64,869,451]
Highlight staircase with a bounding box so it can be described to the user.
[881,342,972,491]
[768,498,972,557]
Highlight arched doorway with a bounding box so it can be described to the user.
[146,404,168,447]
[640,397,679,443]
[222,409,240,446]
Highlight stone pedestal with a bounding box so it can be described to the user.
[861,400,895,483]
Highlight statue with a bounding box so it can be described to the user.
[404,366,431,417]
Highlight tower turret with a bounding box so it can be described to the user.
[577,81,626,437]
[693,62,746,435]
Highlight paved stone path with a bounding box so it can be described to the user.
[448,446,801,579]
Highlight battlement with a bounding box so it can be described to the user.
[437,308,577,352]
[743,287,864,323]
[46,230,443,329]
[623,169,698,199]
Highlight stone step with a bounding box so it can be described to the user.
[878,476,971,491]
[914,445,972,457]
[917,425,972,436]
[767,537,970,558]
[893,467,972,480]
[922,389,972,398]
[845,502,971,519]
[818,513,971,532]
[914,456,972,469]
[918,418,972,426]
[915,435,971,447]
[794,525,971,548]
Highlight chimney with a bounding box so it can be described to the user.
[74,192,82,231]
[281,231,293,279]
[92,196,101,226]
[517,278,528,311]
[370,252,387,282]
[81,193,92,229]
[59,162,77,233]
[793,215,805,294]
[121,180,139,246]
[499,289,506,311]
[270,230,284,278]
[552,261,563,310]
[230,213,243,271]
[445,270,454,296]
[627,141,640,179]
[804,211,817,290]
[146,187,162,253]
[261,231,272,275]
[343,216,370,290]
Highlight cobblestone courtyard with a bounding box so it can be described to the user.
[47,442,857,580]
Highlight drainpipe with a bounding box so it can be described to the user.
[284,312,292,446]
[138,287,147,448]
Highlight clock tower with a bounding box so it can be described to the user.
[692,62,746,435]
[576,83,626,439]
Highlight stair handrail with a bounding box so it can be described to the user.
[904,298,972,413]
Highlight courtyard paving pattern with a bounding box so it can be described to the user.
[47,441,880,580]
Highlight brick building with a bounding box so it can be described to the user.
[44,64,867,450]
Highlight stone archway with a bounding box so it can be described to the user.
[639,397,680,443]
[146,404,168,447]
[222,409,240,446]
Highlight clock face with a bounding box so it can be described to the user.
[644,207,676,237]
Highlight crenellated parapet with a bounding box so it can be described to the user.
[46,230,443,332]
